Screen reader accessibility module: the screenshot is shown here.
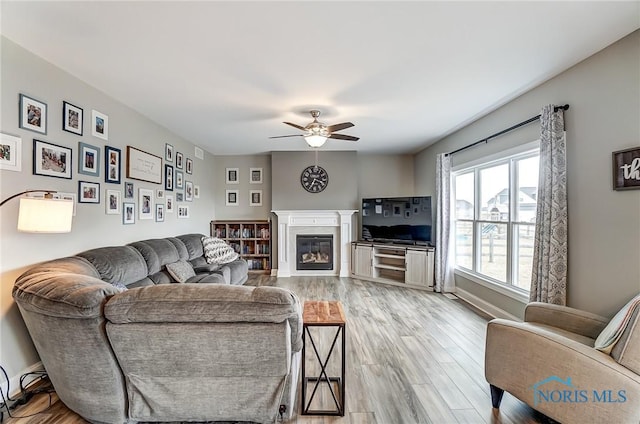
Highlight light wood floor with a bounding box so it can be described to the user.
[5,275,555,424]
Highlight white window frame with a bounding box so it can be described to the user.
[452,141,540,300]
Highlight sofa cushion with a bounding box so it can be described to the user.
[77,246,148,286]
[129,239,180,274]
[595,293,640,354]
[166,237,190,261]
[177,233,206,260]
[166,260,196,283]
[202,236,239,264]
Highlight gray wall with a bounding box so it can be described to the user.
[415,30,640,318]
[0,37,217,383]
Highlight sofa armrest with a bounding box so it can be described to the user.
[524,302,610,339]
[105,283,302,350]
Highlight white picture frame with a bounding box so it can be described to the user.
[249,190,262,206]
[166,194,174,213]
[226,167,239,184]
[138,188,154,220]
[177,205,190,219]
[250,167,263,184]
[156,204,165,222]
[185,181,193,201]
[226,189,238,206]
[106,189,121,215]
[0,133,22,172]
[91,109,108,140]
[123,202,135,225]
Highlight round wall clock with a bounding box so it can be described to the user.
[300,165,329,193]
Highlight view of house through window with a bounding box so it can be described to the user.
[454,148,539,292]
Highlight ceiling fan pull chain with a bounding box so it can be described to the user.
[314,149,319,171]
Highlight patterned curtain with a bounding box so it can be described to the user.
[435,153,455,293]
[530,105,568,304]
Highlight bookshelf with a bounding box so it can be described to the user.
[210,220,271,273]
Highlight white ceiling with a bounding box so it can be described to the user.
[1,1,638,156]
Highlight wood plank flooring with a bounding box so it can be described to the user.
[5,275,555,424]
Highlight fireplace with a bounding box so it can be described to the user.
[296,235,333,271]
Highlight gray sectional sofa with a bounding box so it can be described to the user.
[12,233,302,424]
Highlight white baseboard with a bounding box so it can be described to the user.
[2,362,44,398]
[270,269,277,277]
[454,287,521,321]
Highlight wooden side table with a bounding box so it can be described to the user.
[301,300,346,416]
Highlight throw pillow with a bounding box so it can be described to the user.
[165,260,196,283]
[594,293,640,354]
[202,236,239,265]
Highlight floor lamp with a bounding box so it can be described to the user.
[0,190,73,233]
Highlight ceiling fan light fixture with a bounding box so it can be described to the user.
[304,134,328,148]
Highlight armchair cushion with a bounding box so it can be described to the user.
[524,302,609,339]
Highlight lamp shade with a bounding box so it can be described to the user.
[304,135,328,148]
[17,197,73,233]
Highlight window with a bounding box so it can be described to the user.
[454,147,539,292]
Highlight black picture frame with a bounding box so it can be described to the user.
[78,180,100,203]
[186,158,193,174]
[165,164,174,191]
[612,146,640,190]
[33,139,72,179]
[105,146,122,184]
[63,101,83,135]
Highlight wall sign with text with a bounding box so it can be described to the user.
[612,146,640,190]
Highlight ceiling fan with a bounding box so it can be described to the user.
[269,110,359,148]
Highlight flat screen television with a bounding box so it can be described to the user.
[361,196,433,245]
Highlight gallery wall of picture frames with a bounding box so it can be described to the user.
[223,167,264,207]
[1,91,201,226]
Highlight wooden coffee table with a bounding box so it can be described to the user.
[301,300,346,416]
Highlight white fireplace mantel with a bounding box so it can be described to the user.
[272,210,358,277]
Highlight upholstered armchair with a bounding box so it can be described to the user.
[485,301,640,424]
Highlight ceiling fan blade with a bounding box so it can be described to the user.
[283,122,306,131]
[327,122,354,133]
[268,134,302,139]
[329,133,359,142]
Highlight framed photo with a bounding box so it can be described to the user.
[176,170,184,189]
[226,167,239,184]
[19,94,47,134]
[176,152,183,169]
[166,194,174,213]
[165,143,174,162]
[164,164,174,191]
[63,101,83,135]
[78,142,100,176]
[185,181,193,201]
[156,204,165,222]
[0,133,22,172]
[138,188,154,220]
[194,185,200,199]
[177,205,190,219]
[124,182,134,199]
[226,189,239,206]
[123,202,135,225]
[176,192,184,202]
[91,109,108,140]
[613,146,640,190]
[78,181,100,203]
[250,167,263,184]
[126,146,162,184]
[106,189,121,215]
[186,158,193,174]
[33,139,72,179]
[250,190,262,206]
[53,192,77,216]
[105,146,122,184]
[157,189,164,199]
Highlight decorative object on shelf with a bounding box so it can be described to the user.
[176,151,183,169]
[177,205,189,218]
[105,145,122,184]
[194,185,200,198]
[91,109,108,140]
[78,181,100,204]
[124,182,134,199]
[19,94,47,134]
[123,202,135,225]
[186,158,193,174]
[612,146,640,190]
[106,189,121,215]
[138,188,154,220]
[33,139,72,179]
[226,167,239,184]
[156,204,165,222]
[166,194,174,213]
[176,169,184,189]
[300,165,328,193]
[250,167,263,184]
[165,143,173,162]
[0,190,73,233]
[78,142,100,176]
[164,164,174,191]
[126,146,162,184]
[226,189,238,206]
[0,133,22,172]
[250,190,262,206]
[270,110,358,148]
[63,101,83,135]
[185,181,193,201]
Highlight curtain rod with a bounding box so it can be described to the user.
[446,104,569,157]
